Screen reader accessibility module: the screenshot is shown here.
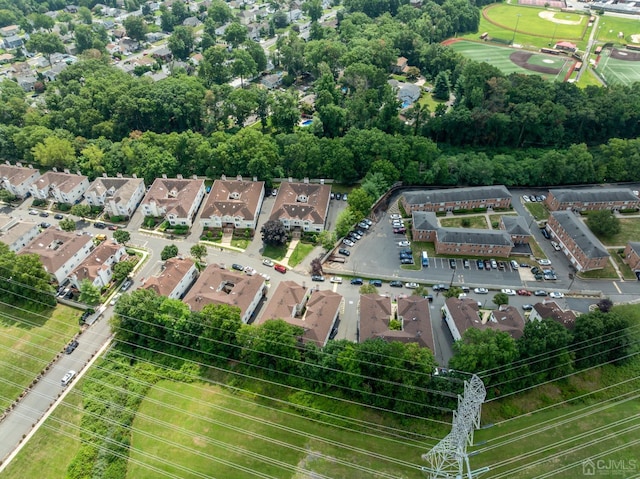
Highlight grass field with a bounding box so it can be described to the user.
[127,380,435,479]
[0,303,81,411]
[440,215,489,229]
[595,217,640,247]
[524,202,549,221]
[262,243,287,260]
[595,15,640,44]
[597,48,640,86]
[577,258,619,279]
[288,241,315,267]
[449,41,573,81]
[485,4,587,40]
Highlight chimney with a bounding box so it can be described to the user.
[132,173,137,178]
[102,173,108,177]
[237,175,242,181]
[303,177,309,184]
[320,179,324,184]
[221,174,226,181]
[177,174,183,179]
[52,167,58,172]
[192,175,198,180]
[76,170,81,176]
[162,174,167,179]
[253,176,257,182]
[64,168,70,174]
[116,173,123,178]
[28,164,34,169]
[288,177,293,183]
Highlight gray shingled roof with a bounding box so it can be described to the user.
[550,188,638,203]
[550,211,609,259]
[502,215,530,236]
[436,228,513,246]
[628,241,640,256]
[404,185,510,205]
[412,211,439,231]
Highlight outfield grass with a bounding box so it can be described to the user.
[440,216,489,229]
[485,4,587,40]
[597,48,640,86]
[448,41,573,81]
[127,380,436,479]
[288,241,315,267]
[595,218,640,247]
[0,303,81,411]
[594,15,640,44]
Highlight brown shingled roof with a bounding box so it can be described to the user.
[257,280,308,323]
[200,179,264,222]
[143,256,196,297]
[71,240,125,284]
[533,301,577,329]
[269,182,331,225]
[358,294,393,342]
[143,178,204,218]
[19,229,93,276]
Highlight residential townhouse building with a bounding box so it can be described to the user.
[487,305,525,339]
[0,215,39,252]
[358,294,393,343]
[200,178,265,231]
[529,301,577,329]
[69,240,127,289]
[442,297,482,341]
[500,215,531,245]
[545,188,640,212]
[140,177,205,227]
[183,264,266,323]
[19,229,94,283]
[402,185,511,213]
[269,181,331,233]
[84,176,146,219]
[623,242,640,278]
[142,256,198,300]
[435,229,513,258]
[546,211,610,271]
[29,171,90,205]
[0,163,41,198]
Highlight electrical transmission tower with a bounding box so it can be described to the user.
[421,374,488,479]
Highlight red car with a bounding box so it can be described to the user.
[274,264,287,274]
[517,289,532,296]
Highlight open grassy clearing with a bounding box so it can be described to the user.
[0,303,81,411]
[485,4,586,39]
[524,202,549,221]
[594,15,640,44]
[439,215,489,229]
[595,217,640,247]
[127,380,436,479]
[288,241,315,267]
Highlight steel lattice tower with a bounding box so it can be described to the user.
[421,374,488,479]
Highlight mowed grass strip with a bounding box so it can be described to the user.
[0,303,81,410]
[127,380,434,479]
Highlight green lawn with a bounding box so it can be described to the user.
[440,216,489,229]
[594,16,640,44]
[576,68,603,88]
[609,249,637,280]
[577,258,619,279]
[524,202,549,221]
[595,218,640,247]
[288,242,315,267]
[230,238,249,250]
[0,303,82,411]
[262,243,287,261]
[127,380,434,479]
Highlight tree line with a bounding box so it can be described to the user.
[111,289,461,418]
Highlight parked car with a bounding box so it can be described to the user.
[484,260,492,270]
[517,289,532,296]
[110,293,121,306]
[538,259,552,266]
[108,225,119,231]
[335,193,341,200]
[522,195,530,202]
[405,282,419,289]
[363,219,373,226]
[477,259,484,270]
[355,229,366,236]
[392,221,403,227]
[330,193,335,200]
[497,261,506,270]
[510,260,519,270]
[232,263,244,271]
[369,279,382,287]
[389,280,403,287]
[501,288,516,296]
[540,228,550,239]
[65,340,79,355]
[40,222,51,228]
[463,259,470,269]
[522,304,533,311]
[520,263,531,268]
[350,278,363,285]
[549,291,564,299]
[61,370,76,387]
[393,227,407,234]
[390,214,402,220]
[54,213,64,220]
[490,259,498,269]
[348,232,361,240]
[474,288,489,294]
[449,258,457,269]
[400,258,414,264]
[29,209,38,215]
[39,211,49,217]
[262,259,274,267]
[342,239,355,247]
[433,284,448,292]
[274,264,287,274]
[121,279,133,291]
[398,240,411,247]
[551,241,561,251]
[357,221,369,229]
[94,222,106,229]
[311,275,325,282]
[534,290,548,296]
[260,273,271,282]
[399,248,412,255]
[338,248,351,256]
[272,189,278,196]
[330,276,343,284]
[329,327,338,340]
[243,266,256,276]
[342,194,347,201]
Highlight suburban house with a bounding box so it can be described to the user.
[0,216,39,252]
[258,283,342,348]
[529,301,577,329]
[623,242,640,279]
[183,264,266,323]
[435,229,513,258]
[260,72,283,89]
[0,53,14,64]
[19,229,94,283]
[442,297,482,341]
[401,185,512,213]
[142,256,198,299]
[68,240,128,289]
[29,171,90,205]
[84,176,146,219]
[392,56,409,74]
[500,215,531,245]
[358,294,393,343]
[200,177,265,231]
[269,181,331,233]
[487,306,525,339]
[388,80,421,107]
[411,211,439,242]
[0,163,41,198]
[546,211,610,271]
[3,35,23,50]
[545,188,640,212]
[0,25,19,37]
[140,176,206,227]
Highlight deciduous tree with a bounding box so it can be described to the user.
[113,229,130,245]
[261,219,288,246]
[59,218,76,231]
[190,244,207,262]
[587,210,620,238]
[124,16,148,42]
[79,279,101,305]
[161,244,179,261]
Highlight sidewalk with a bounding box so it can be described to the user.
[283,239,299,266]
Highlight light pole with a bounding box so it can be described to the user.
[512,14,521,45]
[551,23,558,46]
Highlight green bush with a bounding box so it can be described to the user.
[620,208,639,214]
[32,198,46,207]
[57,202,72,211]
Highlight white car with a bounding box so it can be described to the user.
[500,289,517,296]
[522,195,530,202]
[458,293,467,299]
[330,276,343,284]
[474,288,489,294]
[260,273,271,281]
[551,241,561,251]
[243,266,256,276]
[405,282,419,289]
[110,293,121,306]
[342,238,355,247]
[392,221,403,227]
[390,214,402,220]
[549,292,564,299]
[538,259,552,266]
[262,259,274,267]
[398,241,411,247]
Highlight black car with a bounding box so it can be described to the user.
[335,193,341,200]
[329,327,338,340]
[534,290,548,296]
[39,211,49,217]
[65,340,79,355]
[477,259,484,270]
[399,253,412,259]
[449,258,457,269]
[94,222,106,229]
[350,278,363,285]
[369,279,382,287]
[424,294,434,303]
[389,280,403,287]
[399,248,412,255]
[338,248,351,256]
[311,275,325,282]
[540,228,550,239]
[232,263,244,271]
[54,213,64,220]
[40,222,51,228]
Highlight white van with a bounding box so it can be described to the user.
[61,370,76,387]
